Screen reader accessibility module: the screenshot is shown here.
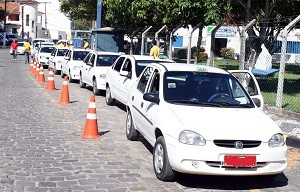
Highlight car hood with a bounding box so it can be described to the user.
[39,53,51,57]
[166,104,281,141]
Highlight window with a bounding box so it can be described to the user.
[149,70,160,94]
[26,15,29,26]
[96,55,119,66]
[50,48,57,56]
[113,57,125,72]
[31,21,34,32]
[137,67,153,93]
[82,52,91,62]
[89,54,96,66]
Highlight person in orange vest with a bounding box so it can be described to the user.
[10,40,18,61]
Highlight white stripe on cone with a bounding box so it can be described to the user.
[89,102,96,108]
[86,113,97,119]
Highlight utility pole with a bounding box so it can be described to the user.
[21,5,24,40]
[39,1,51,37]
[4,0,7,32]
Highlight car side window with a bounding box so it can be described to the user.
[121,59,132,78]
[83,53,91,63]
[137,67,153,93]
[50,48,56,56]
[89,54,96,66]
[149,70,160,94]
[113,57,125,72]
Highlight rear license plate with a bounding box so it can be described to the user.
[224,155,256,167]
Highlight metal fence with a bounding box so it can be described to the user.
[131,17,300,113]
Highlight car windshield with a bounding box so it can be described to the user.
[73,51,89,60]
[57,49,67,56]
[18,42,24,46]
[163,71,254,108]
[96,55,120,66]
[136,60,174,77]
[40,47,54,53]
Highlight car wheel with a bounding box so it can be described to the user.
[105,85,115,106]
[153,136,175,181]
[79,74,86,88]
[60,69,64,78]
[93,79,100,95]
[68,70,74,83]
[126,110,139,141]
[54,65,59,75]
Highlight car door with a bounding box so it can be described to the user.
[229,70,264,110]
[107,56,125,101]
[130,66,157,143]
[82,52,95,86]
[117,58,135,104]
[62,50,71,74]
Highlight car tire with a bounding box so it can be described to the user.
[105,85,115,106]
[79,74,86,88]
[54,65,59,75]
[68,70,74,83]
[93,79,100,96]
[60,69,64,78]
[153,136,175,181]
[126,110,139,141]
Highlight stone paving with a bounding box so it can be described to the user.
[0,49,299,192]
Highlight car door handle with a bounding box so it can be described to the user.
[141,102,144,108]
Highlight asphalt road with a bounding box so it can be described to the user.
[0,48,299,192]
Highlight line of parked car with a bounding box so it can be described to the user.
[34,43,287,181]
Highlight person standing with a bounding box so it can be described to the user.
[23,40,31,64]
[150,39,160,58]
[82,39,89,49]
[10,40,18,61]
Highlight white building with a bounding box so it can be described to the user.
[0,0,71,40]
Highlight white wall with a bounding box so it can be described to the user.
[36,0,71,40]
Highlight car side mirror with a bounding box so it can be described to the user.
[64,56,70,61]
[120,70,129,77]
[143,93,160,105]
[87,61,93,66]
[252,98,261,108]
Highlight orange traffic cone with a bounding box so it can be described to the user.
[31,62,36,75]
[59,76,70,104]
[82,95,100,139]
[35,64,40,78]
[29,61,33,73]
[38,65,45,83]
[45,69,56,91]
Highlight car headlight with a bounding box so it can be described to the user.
[268,133,285,147]
[73,66,80,70]
[40,56,46,59]
[179,130,206,146]
[99,74,106,79]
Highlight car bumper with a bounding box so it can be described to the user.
[166,135,287,176]
[69,69,80,80]
[96,78,106,90]
[39,59,49,65]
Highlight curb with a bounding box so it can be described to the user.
[286,136,300,149]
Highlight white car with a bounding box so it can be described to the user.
[48,47,68,74]
[79,51,122,95]
[61,48,90,82]
[32,41,55,59]
[105,55,175,105]
[36,45,55,66]
[126,62,287,181]
[17,42,26,54]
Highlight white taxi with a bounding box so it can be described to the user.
[48,47,68,74]
[79,51,121,95]
[61,48,90,82]
[126,62,287,181]
[105,55,174,105]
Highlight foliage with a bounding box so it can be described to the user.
[220,48,235,59]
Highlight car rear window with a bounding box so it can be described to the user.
[96,55,120,66]
[40,47,54,53]
[73,51,89,60]
[57,49,67,56]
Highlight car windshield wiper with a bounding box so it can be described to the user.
[211,102,253,108]
[168,100,222,107]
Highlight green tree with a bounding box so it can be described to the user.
[231,0,300,63]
